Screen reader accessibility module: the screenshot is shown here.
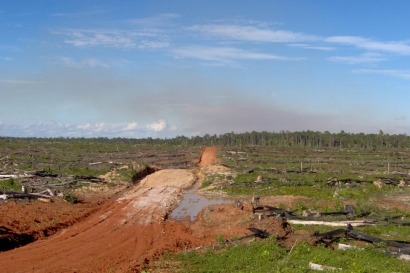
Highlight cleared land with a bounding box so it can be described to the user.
[1,139,410,272]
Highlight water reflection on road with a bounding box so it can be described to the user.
[170,183,232,221]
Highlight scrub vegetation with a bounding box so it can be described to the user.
[1,132,410,272]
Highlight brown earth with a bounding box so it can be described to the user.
[197,146,218,167]
[0,147,306,272]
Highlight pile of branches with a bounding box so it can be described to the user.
[0,170,106,202]
[314,224,410,257]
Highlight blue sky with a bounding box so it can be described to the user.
[1,1,410,137]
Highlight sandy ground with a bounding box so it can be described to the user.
[0,147,328,272]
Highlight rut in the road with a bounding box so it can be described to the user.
[0,169,202,273]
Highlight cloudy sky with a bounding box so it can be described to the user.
[1,1,410,137]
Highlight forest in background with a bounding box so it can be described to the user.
[1,130,409,149]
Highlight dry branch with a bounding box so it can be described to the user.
[309,262,342,271]
[288,219,376,227]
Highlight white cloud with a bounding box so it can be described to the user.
[0,121,179,138]
[325,36,410,55]
[146,119,167,132]
[353,69,410,80]
[328,53,387,64]
[55,29,169,49]
[123,122,138,131]
[59,57,109,68]
[49,10,104,18]
[138,40,170,49]
[62,29,137,48]
[189,24,317,43]
[289,43,335,51]
[77,122,107,133]
[172,46,289,63]
[127,13,179,29]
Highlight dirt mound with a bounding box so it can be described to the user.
[190,204,301,247]
[138,169,195,188]
[197,146,218,167]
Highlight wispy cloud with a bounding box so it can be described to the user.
[289,43,335,51]
[172,46,292,63]
[55,29,169,49]
[0,79,40,85]
[49,10,104,18]
[325,36,410,55]
[0,121,177,138]
[59,29,135,48]
[328,53,387,64]
[353,69,410,80]
[188,24,317,43]
[58,57,109,68]
[127,13,179,31]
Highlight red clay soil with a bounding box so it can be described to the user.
[197,146,218,167]
[0,199,101,251]
[0,148,307,273]
[0,169,200,273]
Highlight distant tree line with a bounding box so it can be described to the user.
[175,130,410,149]
[2,130,410,149]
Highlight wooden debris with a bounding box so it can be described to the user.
[309,262,342,271]
[37,197,52,203]
[398,254,410,262]
[337,243,358,250]
[288,219,375,227]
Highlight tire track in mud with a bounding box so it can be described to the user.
[0,148,220,272]
[0,169,202,272]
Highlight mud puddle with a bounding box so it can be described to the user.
[170,183,232,221]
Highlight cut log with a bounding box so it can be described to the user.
[399,254,410,262]
[309,262,342,271]
[337,243,359,250]
[37,197,52,203]
[288,219,375,227]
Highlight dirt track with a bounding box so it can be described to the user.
[0,147,299,272]
[0,147,223,272]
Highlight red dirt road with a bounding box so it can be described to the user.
[0,170,201,272]
[0,147,299,272]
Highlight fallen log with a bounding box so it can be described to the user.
[0,174,34,179]
[347,229,410,249]
[0,191,52,200]
[247,227,270,239]
[337,243,359,250]
[313,229,346,240]
[288,219,376,227]
[309,262,342,271]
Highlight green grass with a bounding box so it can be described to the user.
[173,238,410,272]
[0,178,21,191]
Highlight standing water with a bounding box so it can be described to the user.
[170,183,232,221]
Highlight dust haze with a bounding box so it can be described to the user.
[0,66,404,137]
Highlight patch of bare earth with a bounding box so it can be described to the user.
[0,147,310,272]
[378,192,410,211]
[197,146,218,167]
[0,169,201,272]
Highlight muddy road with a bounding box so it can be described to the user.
[0,147,224,272]
[0,146,298,272]
[0,169,200,272]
